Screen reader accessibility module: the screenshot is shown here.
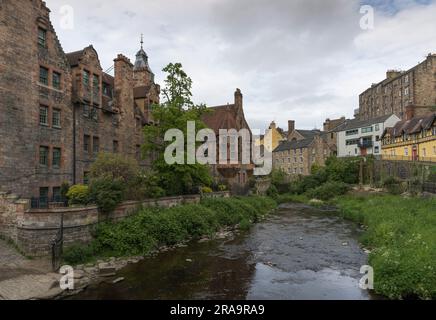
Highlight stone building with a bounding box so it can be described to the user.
[0,0,160,202]
[358,53,436,121]
[255,121,286,154]
[202,89,254,194]
[272,121,331,176]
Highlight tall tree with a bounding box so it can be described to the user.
[143,63,212,195]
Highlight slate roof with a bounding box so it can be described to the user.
[335,114,394,132]
[296,129,322,139]
[273,138,315,152]
[65,49,84,67]
[383,113,436,138]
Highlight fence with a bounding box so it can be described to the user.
[382,155,436,163]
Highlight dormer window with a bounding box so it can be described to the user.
[38,28,47,47]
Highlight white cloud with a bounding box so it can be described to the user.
[46,0,436,132]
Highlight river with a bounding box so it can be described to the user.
[72,203,374,300]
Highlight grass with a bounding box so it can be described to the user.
[335,194,436,300]
[63,196,276,265]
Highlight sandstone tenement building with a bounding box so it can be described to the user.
[358,53,436,121]
[273,121,331,176]
[0,0,160,202]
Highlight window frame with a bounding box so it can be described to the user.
[39,146,49,166]
[52,109,61,128]
[39,66,49,85]
[52,147,61,168]
[38,27,47,48]
[39,105,49,126]
[52,71,61,90]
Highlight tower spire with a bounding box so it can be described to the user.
[140,33,144,49]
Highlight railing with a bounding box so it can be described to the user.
[423,182,436,194]
[358,141,373,148]
[31,196,68,209]
[381,155,436,163]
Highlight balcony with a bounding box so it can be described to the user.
[358,141,373,149]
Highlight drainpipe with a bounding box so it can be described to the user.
[73,103,77,185]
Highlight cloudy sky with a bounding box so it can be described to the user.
[45,0,436,132]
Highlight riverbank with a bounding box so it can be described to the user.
[274,189,436,300]
[71,202,372,300]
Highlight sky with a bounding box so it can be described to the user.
[45,0,436,132]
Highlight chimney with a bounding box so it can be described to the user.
[288,120,295,134]
[323,119,331,132]
[386,70,402,80]
[269,121,276,130]
[405,105,415,121]
[234,88,243,108]
[114,54,133,111]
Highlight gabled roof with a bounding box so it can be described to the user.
[202,105,239,133]
[296,129,322,140]
[383,113,436,138]
[273,138,315,152]
[66,49,84,67]
[335,114,394,132]
[102,73,114,86]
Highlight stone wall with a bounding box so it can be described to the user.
[0,192,230,257]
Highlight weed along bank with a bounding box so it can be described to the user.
[0,192,230,257]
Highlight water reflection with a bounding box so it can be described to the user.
[73,204,372,300]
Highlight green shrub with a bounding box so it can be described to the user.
[66,185,90,206]
[64,196,276,265]
[305,181,349,201]
[266,185,279,199]
[382,177,404,195]
[89,177,125,213]
[337,195,436,299]
[201,186,213,194]
[218,184,227,192]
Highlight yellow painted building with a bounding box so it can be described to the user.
[381,113,436,162]
[256,121,286,153]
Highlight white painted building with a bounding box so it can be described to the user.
[335,114,401,157]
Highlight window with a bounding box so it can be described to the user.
[83,104,89,117]
[93,75,99,92]
[113,140,119,153]
[404,74,409,84]
[52,148,61,168]
[84,135,90,153]
[423,148,427,157]
[346,139,359,146]
[362,126,373,133]
[375,124,380,131]
[103,83,112,97]
[404,148,409,156]
[91,106,98,121]
[405,87,409,96]
[433,146,436,155]
[39,146,49,166]
[93,136,100,154]
[346,129,359,136]
[38,28,47,47]
[52,109,61,128]
[39,187,49,203]
[39,66,49,85]
[39,105,48,125]
[52,187,61,202]
[83,70,90,86]
[52,72,61,89]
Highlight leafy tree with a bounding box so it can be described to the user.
[89,177,125,213]
[143,63,213,195]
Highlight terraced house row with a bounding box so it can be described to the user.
[381,112,436,163]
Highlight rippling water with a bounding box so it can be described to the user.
[72,203,374,300]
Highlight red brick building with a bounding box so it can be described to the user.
[202,89,254,194]
[0,0,159,203]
